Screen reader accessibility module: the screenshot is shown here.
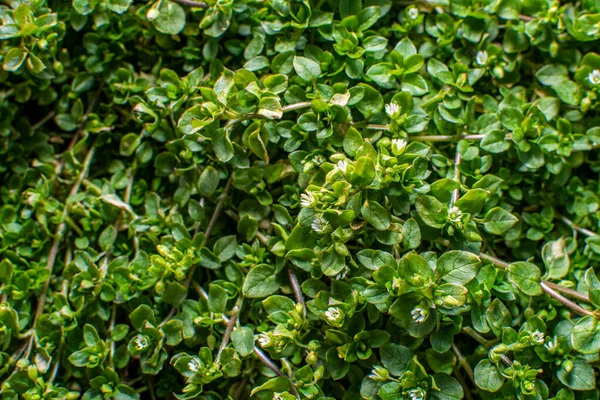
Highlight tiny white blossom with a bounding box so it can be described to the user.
[311,216,330,234]
[531,330,545,345]
[411,307,427,323]
[312,155,325,165]
[300,192,316,208]
[448,206,462,223]
[337,160,348,174]
[545,336,558,351]
[409,388,426,400]
[385,102,400,117]
[408,7,419,20]
[324,307,341,321]
[391,138,407,155]
[147,6,159,20]
[258,333,272,347]
[134,336,148,351]
[588,69,600,85]
[188,357,201,373]
[476,50,488,66]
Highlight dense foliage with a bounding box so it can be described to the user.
[2,0,600,398]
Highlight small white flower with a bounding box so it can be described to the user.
[312,154,325,165]
[531,330,545,345]
[408,7,419,20]
[300,192,316,208]
[588,69,600,85]
[544,336,557,351]
[134,336,148,351]
[391,138,407,155]
[258,333,272,347]
[337,160,348,174]
[324,307,341,321]
[188,357,201,372]
[385,102,400,118]
[476,50,488,66]
[411,307,428,323]
[448,206,462,223]
[409,388,426,400]
[311,216,330,234]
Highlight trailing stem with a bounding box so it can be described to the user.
[480,253,595,317]
[193,283,301,399]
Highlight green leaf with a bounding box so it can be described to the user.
[231,326,255,357]
[572,316,600,354]
[242,264,280,298]
[437,251,481,285]
[148,0,186,35]
[507,261,542,296]
[3,48,27,72]
[99,225,116,252]
[481,207,518,235]
[361,200,390,231]
[557,359,596,391]
[348,156,376,186]
[293,56,321,81]
[542,238,569,280]
[380,344,414,377]
[474,359,504,392]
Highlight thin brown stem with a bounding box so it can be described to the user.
[163,177,234,323]
[287,267,305,308]
[558,215,598,237]
[31,111,56,131]
[479,253,509,269]
[542,281,590,303]
[282,101,312,113]
[452,343,474,382]
[216,298,243,362]
[233,378,248,400]
[540,281,595,317]
[462,327,512,366]
[173,0,207,7]
[204,175,233,241]
[453,368,474,400]
[193,283,300,399]
[34,142,97,326]
[450,150,462,206]
[409,134,485,141]
[224,210,269,246]
[55,84,103,177]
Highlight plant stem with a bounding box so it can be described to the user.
[34,141,96,329]
[31,111,56,131]
[479,253,510,269]
[450,149,462,207]
[409,134,486,141]
[224,210,269,246]
[173,0,207,7]
[540,281,595,317]
[193,283,301,399]
[282,101,312,113]
[203,175,233,242]
[480,253,595,316]
[287,267,305,308]
[163,176,233,323]
[453,368,474,400]
[451,343,474,382]
[558,215,598,237]
[55,84,103,177]
[233,377,248,400]
[542,281,590,303]
[462,327,512,366]
[216,297,243,362]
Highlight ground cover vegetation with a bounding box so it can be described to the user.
[2,0,600,398]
